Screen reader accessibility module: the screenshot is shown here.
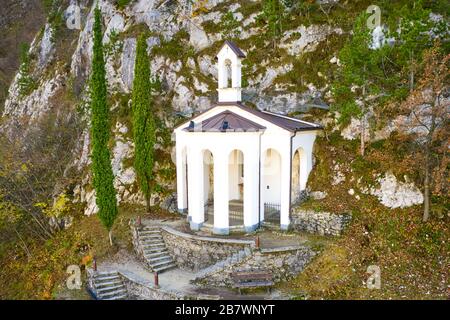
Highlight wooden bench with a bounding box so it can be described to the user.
[231,270,274,294]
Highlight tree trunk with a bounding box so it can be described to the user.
[422,161,430,222]
[109,230,113,246]
[409,50,414,92]
[360,112,365,157]
[146,194,151,213]
[423,151,430,222]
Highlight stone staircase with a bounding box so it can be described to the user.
[193,247,253,280]
[91,271,128,300]
[137,226,177,273]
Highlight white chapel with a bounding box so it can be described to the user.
[174,41,322,235]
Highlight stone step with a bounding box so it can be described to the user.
[148,255,173,264]
[194,249,252,279]
[94,275,121,282]
[139,230,161,235]
[153,263,177,273]
[103,294,128,300]
[98,288,127,298]
[140,236,163,241]
[96,284,125,293]
[141,241,165,247]
[143,226,160,231]
[144,250,169,258]
[143,247,167,254]
[94,279,122,288]
[141,239,163,244]
[150,259,175,269]
[139,234,162,240]
[94,271,118,277]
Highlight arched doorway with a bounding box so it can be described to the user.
[203,150,214,225]
[291,148,306,205]
[228,149,244,227]
[262,148,281,224]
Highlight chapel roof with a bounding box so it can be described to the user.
[217,102,322,132]
[183,110,265,132]
[217,40,246,58]
[179,103,322,133]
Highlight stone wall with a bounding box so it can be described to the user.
[120,271,184,300]
[160,226,255,272]
[291,210,351,236]
[194,246,316,287]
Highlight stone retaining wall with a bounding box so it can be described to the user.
[194,246,316,287]
[160,226,255,272]
[291,210,351,236]
[119,271,184,300]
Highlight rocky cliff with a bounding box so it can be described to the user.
[0,0,430,217]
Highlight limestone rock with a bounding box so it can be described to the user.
[189,16,210,51]
[369,172,424,208]
[310,191,327,200]
[38,23,55,68]
[120,38,137,91]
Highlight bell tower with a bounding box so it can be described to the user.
[216,40,246,103]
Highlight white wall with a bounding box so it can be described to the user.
[262,148,281,204]
[217,45,242,102]
[175,105,320,232]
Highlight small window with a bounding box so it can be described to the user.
[225,59,232,88]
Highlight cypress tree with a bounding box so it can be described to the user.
[132,34,156,212]
[90,7,118,245]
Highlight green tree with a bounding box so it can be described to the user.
[401,42,449,222]
[395,1,433,93]
[262,0,284,48]
[333,12,385,156]
[90,7,118,245]
[132,34,156,212]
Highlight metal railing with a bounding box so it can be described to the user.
[264,202,280,224]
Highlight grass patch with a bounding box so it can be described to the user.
[281,205,449,299]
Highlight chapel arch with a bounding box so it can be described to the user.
[262,148,282,224]
[202,149,214,222]
[224,58,233,88]
[228,149,244,226]
[291,147,307,205]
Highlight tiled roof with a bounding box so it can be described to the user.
[218,40,246,58]
[183,110,265,132]
[217,102,322,132]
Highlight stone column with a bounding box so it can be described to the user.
[213,149,229,235]
[244,142,260,232]
[188,148,205,230]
